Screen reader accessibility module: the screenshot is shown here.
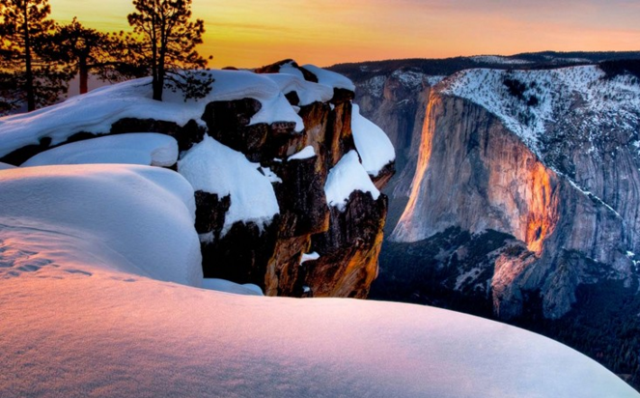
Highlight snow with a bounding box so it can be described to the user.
[178,135,280,236]
[426,75,447,86]
[259,166,283,183]
[201,278,264,296]
[0,161,16,170]
[0,69,305,158]
[351,104,395,177]
[443,65,640,155]
[1,265,637,397]
[325,150,381,211]
[21,133,178,167]
[288,145,316,161]
[277,60,306,80]
[0,164,202,286]
[302,64,356,92]
[392,69,425,87]
[300,251,321,264]
[0,163,637,398]
[265,73,334,106]
[471,55,532,65]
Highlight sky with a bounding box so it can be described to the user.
[49,0,640,68]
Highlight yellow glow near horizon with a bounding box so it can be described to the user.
[49,0,640,69]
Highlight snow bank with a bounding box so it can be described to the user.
[0,268,636,398]
[21,133,178,167]
[201,278,264,296]
[351,104,395,176]
[0,69,304,158]
[265,73,334,106]
[0,164,202,286]
[178,135,280,236]
[277,60,306,80]
[325,150,380,211]
[288,145,316,161]
[302,64,356,92]
[0,161,16,170]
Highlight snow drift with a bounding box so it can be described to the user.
[0,164,636,398]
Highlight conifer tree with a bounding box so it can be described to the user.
[0,0,72,113]
[48,18,144,95]
[127,0,213,101]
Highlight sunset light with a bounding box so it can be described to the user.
[48,0,640,68]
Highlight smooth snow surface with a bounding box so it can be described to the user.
[351,104,395,176]
[201,278,264,296]
[265,73,334,106]
[21,133,178,167]
[302,64,356,92]
[288,145,316,161]
[0,268,637,398]
[325,150,381,211]
[178,135,279,236]
[0,164,202,286]
[0,69,305,158]
[0,161,16,170]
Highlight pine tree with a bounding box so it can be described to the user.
[48,18,144,95]
[127,0,213,102]
[0,0,72,113]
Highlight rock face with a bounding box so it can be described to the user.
[0,60,395,299]
[338,55,640,387]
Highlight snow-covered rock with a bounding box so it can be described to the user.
[351,104,395,177]
[302,64,356,92]
[21,133,178,167]
[288,145,316,161]
[325,150,381,211]
[178,135,279,236]
[0,69,304,160]
[265,73,334,106]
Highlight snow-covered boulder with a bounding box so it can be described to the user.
[0,60,395,300]
[21,133,178,167]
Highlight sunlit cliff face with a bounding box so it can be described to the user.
[398,93,440,228]
[523,164,558,254]
[395,90,559,256]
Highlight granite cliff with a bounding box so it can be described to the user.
[337,53,640,385]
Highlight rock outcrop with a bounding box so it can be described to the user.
[0,60,395,299]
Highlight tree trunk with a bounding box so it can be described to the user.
[79,56,88,95]
[23,2,35,111]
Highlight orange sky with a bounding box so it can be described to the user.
[49,0,640,68]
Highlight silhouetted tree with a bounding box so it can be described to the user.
[48,18,144,94]
[127,0,213,101]
[0,0,72,112]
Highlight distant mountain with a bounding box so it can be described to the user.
[334,52,640,389]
